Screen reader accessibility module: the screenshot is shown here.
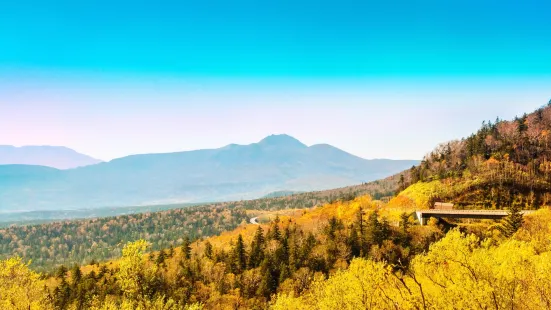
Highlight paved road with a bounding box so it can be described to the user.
[250,217,259,225]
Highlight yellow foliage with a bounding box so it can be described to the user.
[0,257,53,310]
[486,156,500,167]
[271,259,419,310]
[514,208,551,253]
[88,240,203,309]
[397,180,447,208]
[387,194,416,210]
[294,195,375,229]
[272,211,551,310]
[270,293,309,310]
[412,229,551,309]
[117,240,158,303]
[89,296,203,310]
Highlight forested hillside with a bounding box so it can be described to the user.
[1,194,437,309]
[3,192,550,310]
[0,176,398,271]
[399,101,551,209]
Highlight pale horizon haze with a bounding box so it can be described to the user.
[1,75,549,161]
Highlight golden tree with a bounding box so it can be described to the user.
[0,257,53,310]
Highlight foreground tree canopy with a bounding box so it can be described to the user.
[273,209,551,310]
[0,257,51,310]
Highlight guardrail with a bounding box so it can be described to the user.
[417,209,535,214]
[415,209,535,225]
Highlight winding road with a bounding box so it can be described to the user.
[250,217,259,225]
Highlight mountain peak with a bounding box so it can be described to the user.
[0,145,102,169]
[258,134,307,148]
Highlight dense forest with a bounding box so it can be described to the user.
[272,209,551,310]
[0,205,247,271]
[400,102,551,209]
[0,195,434,309]
[2,193,549,310]
[0,176,398,271]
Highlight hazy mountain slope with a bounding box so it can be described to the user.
[0,165,61,186]
[0,135,418,211]
[261,190,303,198]
[0,145,102,169]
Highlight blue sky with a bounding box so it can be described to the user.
[2,0,550,76]
[1,0,550,160]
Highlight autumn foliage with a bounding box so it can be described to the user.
[400,102,551,209]
[1,194,550,309]
[272,209,551,310]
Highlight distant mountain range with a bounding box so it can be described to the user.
[0,145,102,169]
[0,135,418,212]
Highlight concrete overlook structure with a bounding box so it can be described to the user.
[415,209,535,225]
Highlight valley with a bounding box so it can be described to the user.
[3,103,551,310]
[0,175,399,270]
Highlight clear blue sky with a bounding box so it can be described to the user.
[1,0,550,160]
[2,0,550,76]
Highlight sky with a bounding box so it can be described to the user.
[1,0,550,160]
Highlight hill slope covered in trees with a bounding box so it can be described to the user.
[4,192,551,310]
[0,176,399,271]
[397,102,551,209]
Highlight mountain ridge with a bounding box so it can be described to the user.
[0,134,418,212]
[0,145,102,169]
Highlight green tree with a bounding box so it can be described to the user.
[71,264,82,286]
[204,241,213,260]
[181,236,192,260]
[155,249,166,266]
[347,225,361,259]
[258,256,278,298]
[56,265,68,280]
[232,234,247,274]
[399,212,410,233]
[300,233,317,263]
[399,174,406,191]
[248,226,265,268]
[366,211,390,247]
[324,217,344,241]
[269,217,282,241]
[500,197,524,237]
[168,245,175,258]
